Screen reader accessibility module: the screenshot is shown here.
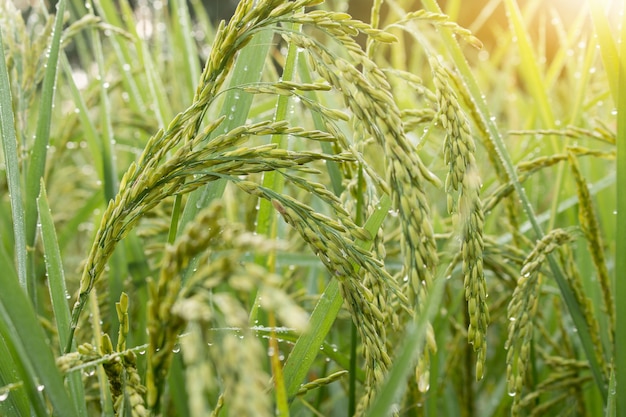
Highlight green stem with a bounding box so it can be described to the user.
[251,20,302,416]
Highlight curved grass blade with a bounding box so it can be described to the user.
[607,366,616,417]
[0,264,78,417]
[24,0,66,250]
[37,181,72,353]
[0,312,29,416]
[37,181,88,416]
[0,28,27,290]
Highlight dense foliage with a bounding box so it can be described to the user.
[0,0,622,416]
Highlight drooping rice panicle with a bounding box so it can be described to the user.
[66,0,333,354]
[506,229,574,416]
[431,56,487,380]
[567,151,615,343]
[279,21,441,399]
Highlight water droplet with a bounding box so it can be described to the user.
[36,385,45,392]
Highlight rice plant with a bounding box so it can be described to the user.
[0,0,621,416]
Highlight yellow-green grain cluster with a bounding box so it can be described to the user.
[567,151,615,343]
[66,0,337,353]
[431,56,487,379]
[237,175,408,411]
[146,202,225,410]
[506,229,574,415]
[282,17,440,398]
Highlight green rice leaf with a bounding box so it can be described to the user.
[0,26,27,290]
[0,307,29,416]
[37,180,71,348]
[37,181,88,416]
[24,0,66,248]
[0,261,78,416]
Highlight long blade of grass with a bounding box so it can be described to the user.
[37,181,72,349]
[24,0,66,251]
[92,28,118,202]
[283,195,392,398]
[0,302,28,416]
[61,53,105,180]
[0,264,78,416]
[615,1,626,414]
[37,181,88,416]
[0,316,47,416]
[607,366,616,417]
[420,0,609,401]
[0,29,27,290]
